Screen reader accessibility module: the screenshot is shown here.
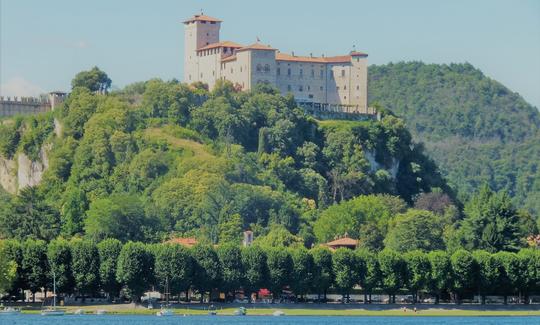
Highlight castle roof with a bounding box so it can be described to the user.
[197,41,243,51]
[276,52,354,64]
[221,55,237,62]
[183,14,222,24]
[237,43,276,52]
[350,51,368,57]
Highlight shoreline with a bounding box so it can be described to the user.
[12,303,540,317]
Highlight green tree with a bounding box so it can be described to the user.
[154,243,193,302]
[1,239,24,300]
[517,249,540,303]
[241,246,268,302]
[218,214,243,244]
[494,251,522,304]
[253,224,303,249]
[473,250,502,305]
[356,249,380,304]
[46,238,74,296]
[71,66,112,93]
[0,241,17,295]
[310,246,333,302]
[290,247,314,301]
[332,248,361,303]
[427,250,453,304]
[384,209,445,252]
[450,249,477,304]
[404,250,431,303]
[85,194,150,242]
[458,185,522,252]
[116,242,153,302]
[0,187,60,241]
[191,244,222,302]
[71,240,100,299]
[21,239,48,302]
[378,249,406,303]
[97,238,123,300]
[266,248,293,302]
[217,244,243,301]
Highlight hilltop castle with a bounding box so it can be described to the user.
[183,14,372,114]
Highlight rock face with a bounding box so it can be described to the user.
[364,149,400,179]
[0,145,50,194]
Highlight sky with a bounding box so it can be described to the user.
[1,0,539,108]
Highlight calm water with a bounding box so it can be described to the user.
[1,315,539,325]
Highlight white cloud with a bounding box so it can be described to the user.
[0,77,45,97]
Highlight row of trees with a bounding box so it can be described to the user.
[2,238,539,305]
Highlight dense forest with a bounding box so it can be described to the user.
[369,62,540,215]
[1,67,539,302]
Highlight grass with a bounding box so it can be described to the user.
[144,127,214,159]
[19,305,540,317]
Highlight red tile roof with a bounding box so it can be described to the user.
[237,43,276,52]
[350,51,368,57]
[325,237,358,247]
[183,14,222,24]
[197,41,243,51]
[165,237,198,247]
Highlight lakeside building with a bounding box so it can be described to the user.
[183,13,372,114]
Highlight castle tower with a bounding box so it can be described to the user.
[183,13,222,83]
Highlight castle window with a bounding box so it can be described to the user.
[336,86,339,90]
[240,67,242,72]
[299,69,303,77]
[211,21,216,24]
[277,68,281,75]
[213,71,215,76]
[311,69,315,77]
[231,68,233,73]
[264,64,270,72]
[356,85,360,90]
[299,85,303,92]
[309,94,314,99]
[344,96,347,100]
[344,85,347,90]
[189,74,192,80]
[320,70,324,78]
[200,73,203,78]
[307,85,310,91]
[201,21,207,24]
[287,85,291,91]
[256,64,262,72]
[206,33,209,36]
[320,86,323,91]
[341,70,345,77]
[287,68,291,76]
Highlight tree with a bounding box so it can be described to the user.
[404,250,431,303]
[0,187,60,241]
[154,243,193,302]
[266,248,293,302]
[384,209,445,252]
[290,247,314,301]
[310,246,333,302]
[84,194,150,242]
[332,248,361,303]
[70,240,100,299]
[191,244,222,302]
[116,242,153,302]
[241,246,268,302]
[357,222,385,251]
[473,250,502,305]
[517,249,540,303]
[21,239,48,302]
[0,241,17,295]
[427,250,452,304]
[494,251,522,304]
[1,239,24,300]
[253,224,303,249]
[450,249,477,304]
[378,249,406,303]
[458,185,522,252]
[217,244,243,301]
[97,238,122,299]
[356,249,380,304]
[71,66,112,93]
[218,214,243,244]
[46,238,74,296]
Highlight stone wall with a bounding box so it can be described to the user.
[0,96,51,117]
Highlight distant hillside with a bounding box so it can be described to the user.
[369,62,540,214]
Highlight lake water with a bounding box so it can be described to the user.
[1,315,539,325]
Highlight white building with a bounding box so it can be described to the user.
[183,14,371,114]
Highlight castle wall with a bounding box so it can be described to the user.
[0,97,51,117]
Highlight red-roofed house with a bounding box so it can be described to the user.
[324,237,358,250]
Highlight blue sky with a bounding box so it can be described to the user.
[1,0,539,108]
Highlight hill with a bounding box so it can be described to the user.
[0,79,450,244]
[368,62,540,214]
